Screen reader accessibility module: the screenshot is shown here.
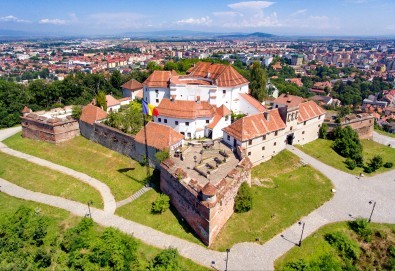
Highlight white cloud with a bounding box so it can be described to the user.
[213,0,280,28]
[39,18,66,25]
[292,9,307,16]
[177,16,212,25]
[0,15,29,23]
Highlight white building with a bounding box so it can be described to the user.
[223,94,326,165]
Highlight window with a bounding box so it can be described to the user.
[223,90,226,94]
[262,135,266,140]
[318,124,321,128]
[206,120,209,124]
[290,126,293,131]
[274,142,277,146]
[262,146,265,150]
[274,131,278,136]
[145,97,147,101]
[186,122,189,126]
[302,131,305,135]
[187,132,191,138]
[175,121,179,125]
[248,151,251,156]
[158,118,161,122]
[225,116,229,121]
[164,119,167,123]
[227,135,230,141]
[156,99,159,103]
[318,115,321,120]
[155,89,159,93]
[304,121,306,125]
[181,132,185,135]
[248,140,252,145]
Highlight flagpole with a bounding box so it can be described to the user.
[142,112,151,186]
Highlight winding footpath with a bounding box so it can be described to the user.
[373,131,395,148]
[1,127,394,270]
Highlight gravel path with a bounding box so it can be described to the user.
[372,131,395,148]
[0,127,116,214]
[1,127,394,270]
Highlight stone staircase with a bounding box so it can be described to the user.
[116,186,152,208]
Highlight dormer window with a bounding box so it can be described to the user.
[223,90,226,94]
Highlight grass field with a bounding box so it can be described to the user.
[375,128,395,138]
[117,150,333,251]
[296,139,395,175]
[0,193,210,271]
[275,221,395,270]
[0,151,104,208]
[4,133,148,201]
[211,150,333,251]
[116,188,203,246]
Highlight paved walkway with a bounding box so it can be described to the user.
[1,126,394,270]
[373,131,395,148]
[0,127,116,214]
[116,186,152,208]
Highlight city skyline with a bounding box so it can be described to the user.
[0,0,395,37]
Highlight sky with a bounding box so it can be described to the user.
[0,0,394,36]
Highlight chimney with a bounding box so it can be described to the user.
[264,111,270,121]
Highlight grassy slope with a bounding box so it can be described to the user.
[3,133,148,201]
[0,193,211,271]
[0,151,103,208]
[275,222,395,270]
[296,139,395,175]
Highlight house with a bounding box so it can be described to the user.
[153,98,231,140]
[324,112,374,139]
[105,95,121,113]
[80,104,108,125]
[122,79,143,100]
[223,94,326,165]
[286,78,303,87]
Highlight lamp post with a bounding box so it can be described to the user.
[225,248,230,271]
[298,221,305,247]
[368,200,376,223]
[87,200,93,218]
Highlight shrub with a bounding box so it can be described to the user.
[319,123,328,139]
[363,166,373,173]
[348,218,372,242]
[151,194,170,214]
[234,182,253,213]
[71,105,82,119]
[148,248,181,271]
[368,155,383,172]
[155,149,170,163]
[384,162,393,168]
[325,232,361,261]
[345,158,356,170]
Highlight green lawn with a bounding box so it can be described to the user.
[296,139,395,175]
[375,128,395,138]
[117,150,332,251]
[211,150,333,251]
[0,152,104,208]
[4,133,148,201]
[275,222,395,270]
[116,189,203,246]
[0,193,211,271]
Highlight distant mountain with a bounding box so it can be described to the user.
[0,29,37,37]
[216,32,275,39]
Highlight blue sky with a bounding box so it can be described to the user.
[0,0,394,36]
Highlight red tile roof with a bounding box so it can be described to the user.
[80,104,108,125]
[223,109,286,141]
[135,122,184,150]
[239,93,266,112]
[122,79,143,91]
[187,62,248,87]
[273,93,306,108]
[298,101,326,122]
[216,104,231,117]
[143,70,177,88]
[106,95,120,107]
[156,99,216,119]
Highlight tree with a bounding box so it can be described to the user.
[96,91,107,111]
[319,123,328,139]
[155,149,170,163]
[148,248,181,271]
[147,61,162,72]
[367,155,383,172]
[151,194,170,214]
[249,61,267,102]
[110,70,122,91]
[332,126,363,162]
[234,182,252,213]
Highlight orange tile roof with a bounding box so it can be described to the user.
[143,70,176,88]
[223,109,286,141]
[216,104,231,116]
[122,79,143,91]
[106,95,120,107]
[298,101,326,122]
[273,93,306,108]
[80,104,108,125]
[135,122,184,151]
[187,62,248,87]
[239,93,266,112]
[156,99,216,119]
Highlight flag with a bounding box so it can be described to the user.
[142,100,159,117]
